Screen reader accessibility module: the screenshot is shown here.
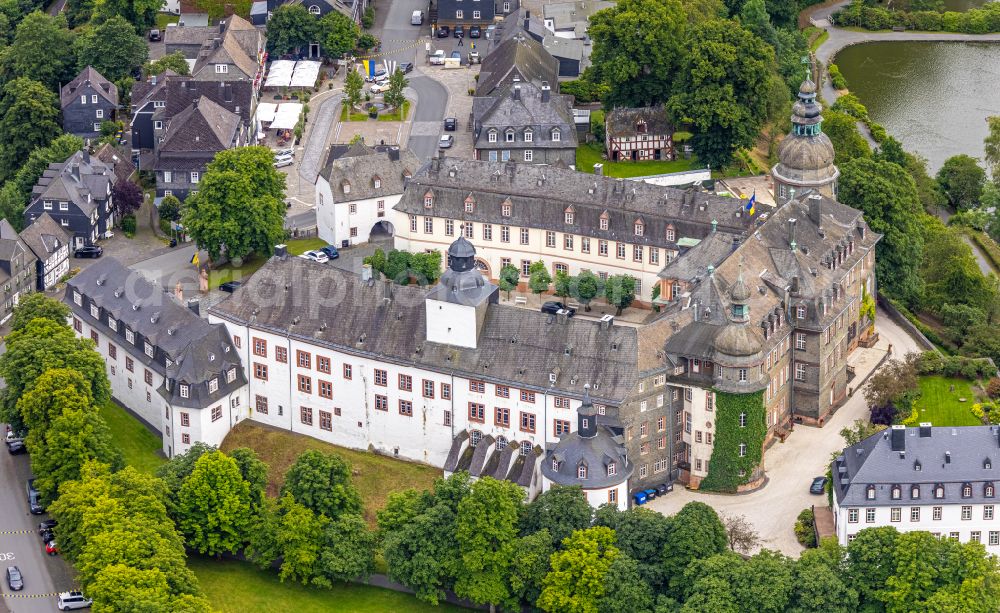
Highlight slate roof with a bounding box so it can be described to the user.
[164,24,218,48]
[477,35,559,96]
[60,66,118,108]
[542,0,614,37]
[833,425,1000,507]
[318,142,421,203]
[158,96,241,155]
[472,80,578,151]
[496,8,548,43]
[95,144,136,184]
[542,35,586,63]
[658,231,740,282]
[162,78,254,125]
[395,158,754,249]
[0,218,28,262]
[191,15,260,79]
[19,213,69,261]
[606,106,673,139]
[64,257,246,407]
[209,255,640,406]
[31,151,113,217]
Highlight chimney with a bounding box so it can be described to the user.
[711,219,718,233]
[556,309,569,324]
[382,277,393,303]
[174,281,184,302]
[362,263,373,282]
[187,299,200,316]
[82,149,90,165]
[919,422,932,438]
[274,243,288,258]
[71,163,81,182]
[541,81,551,103]
[593,163,603,176]
[890,425,906,452]
[151,74,157,86]
[808,193,823,226]
[599,314,614,330]
[787,217,797,251]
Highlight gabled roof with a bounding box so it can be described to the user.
[95,144,136,184]
[473,80,577,150]
[318,143,420,203]
[606,106,673,138]
[20,213,70,260]
[30,150,113,216]
[477,35,559,96]
[61,66,118,108]
[131,70,179,111]
[159,96,241,154]
[0,219,29,263]
[191,15,260,79]
[163,78,254,125]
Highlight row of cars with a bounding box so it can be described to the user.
[436,24,484,38]
[218,245,341,293]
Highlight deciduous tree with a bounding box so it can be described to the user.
[75,15,149,81]
[845,526,899,607]
[319,10,359,58]
[722,513,760,554]
[144,51,190,77]
[862,355,918,412]
[790,549,859,613]
[498,263,520,300]
[537,526,619,613]
[317,512,376,584]
[529,261,552,298]
[553,271,571,298]
[597,554,654,613]
[281,449,362,519]
[520,485,592,548]
[596,507,671,591]
[508,529,552,606]
[345,69,364,110]
[937,154,986,211]
[571,270,602,311]
[822,110,872,165]
[182,146,286,262]
[984,115,1000,179]
[176,450,253,555]
[0,77,63,183]
[6,12,76,91]
[662,502,727,597]
[92,0,162,32]
[384,68,408,112]
[604,274,636,315]
[10,293,70,332]
[266,5,318,55]
[32,405,123,503]
[228,447,268,511]
[113,180,143,218]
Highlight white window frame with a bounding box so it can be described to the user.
[488,130,497,143]
[215,64,229,74]
[180,384,189,398]
[163,170,172,183]
[191,172,199,184]
[524,149,533,162]
[551,128,560,142]
[96,109,104,119]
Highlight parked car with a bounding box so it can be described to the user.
[469,25,481,38]
[45,540,58,556]
[74,245,103,258]
[439,134,454,149]
[6,440,25,455]
[399,62,414,74]
[6,566,22,591]
[468,50,481,64]
[38,519,57,533]
[454,25,464,38]
[429,50,446,65]
[444,117,457,131]
[370,83,390,94]
[273,156,293,168]
[436,25,450,38]
[148,29,161,41]
[40,529,55,544]
[411,9,423,25]
[27,479,43,515]
[219,280,243,293]
[57,591,92,610]
[274,147,294,158]
[299,250,330,264]
[450,51,462,61]
[319,245,340,260]
[540,301,577,316]
[365,69,387,83]
[810,476,827,495]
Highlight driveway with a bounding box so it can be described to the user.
[647,308,924,556]
[0,444,77,613]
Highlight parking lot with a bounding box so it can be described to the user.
[0,439,76,613]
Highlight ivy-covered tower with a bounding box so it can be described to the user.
[771,76,839,205]
[701,262,769,492]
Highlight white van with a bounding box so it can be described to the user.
[411,10,423,25]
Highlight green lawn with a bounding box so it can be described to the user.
[221,421,440,526]
[208,238,328,287]
[99,400,167,474]
[575,142,702,178]
[377,101,411,122]
[340,105,374,122]
[906,375,983,427]
[154,13,179,28]
[190,557,464,613]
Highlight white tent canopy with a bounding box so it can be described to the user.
[256,102,277,124]
[290,61,321,88]
[264,60,295,88]
[270,103,303,131]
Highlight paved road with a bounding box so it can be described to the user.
[0,444,76,613]
[298,92,344,186]
[648,308,924,556]
[129,243,202,293]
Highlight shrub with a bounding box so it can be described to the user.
[794,508,816,548]
[121,214,137,236]
[159,194,181,221]
[828,63,847,90]
[986,377,1000,399]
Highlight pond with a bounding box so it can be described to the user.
[835,40,1000,170]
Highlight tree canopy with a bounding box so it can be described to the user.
[937,154,986,211]
[74,15,149,81]
[281,449,363,520]
[266,5,317,55]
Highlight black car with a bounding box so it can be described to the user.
[399,62,414,74]
[454,25,464,38]
[6,440,25,455]
[6,566,22,591]
[219,280,243,293]
[40,529,55,544]
[148,28,161,41]
[540,301,577,316]
[27,478,43,515]
[444,117,457,131]
[809,476,827,495]
[437,25,450,38]
[319,246,340,260]
[469,25,481,38]
[74,245,103,258]
[38,519,57,533]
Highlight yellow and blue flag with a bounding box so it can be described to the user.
[745,191,756,216]
[190,251,199,267]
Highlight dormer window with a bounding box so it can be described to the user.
[179,384,189,398]
[373,176,381,189]
[108,316,117,331]
[524,129,533,142]
[911,485,920,498]
[464,195,475,212]
[634,220,644,236]
[963,483,973,498]
[577,464,588,479]
[797,305,807,319]
[666,225,675,241]
[125,329,134,344]
[987,459,993,470]
[607,462,616,476]
[341,180,351,194]
[935,484,945,499]
[551,128,560,142]
[505,129,515,143]
[90,304,99,319]
[308,4,320,13]
[987,484,996,497]
[208,378,218,393]
[866,485,876,500]
[488,129,498,143]
[145,343,154,358]
[636,120,647,134]
[565,211,574,224]
[599,213,609,231]
[424,191,433,208]
[74,291,82,306]
[226,367,236,383]
[891,485,901,500]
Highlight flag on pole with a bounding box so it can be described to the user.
[744,191,756,216]
[190,251,199,267]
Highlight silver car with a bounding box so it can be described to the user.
[439,134,454,149]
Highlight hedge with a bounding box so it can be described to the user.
[914,351,997,379]
[828,63,847,90]
[700,389,766,493]
[833,2,1000,33]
